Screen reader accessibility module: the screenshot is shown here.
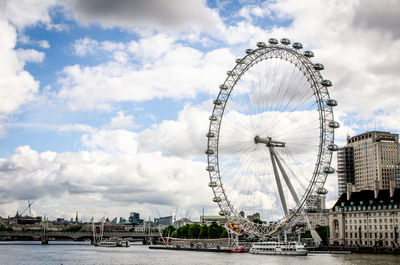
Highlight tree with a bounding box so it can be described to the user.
[208,221,221,239]
[301,230,312,238]
[199,224,208,238]
[315,225,329,244]
[188,223,201,238]
[221,228,228,238]
[253,218,262,224]
[0,224,12,231]
[177,224,190,238]
[162,225,176,237]
[171,230,177,238]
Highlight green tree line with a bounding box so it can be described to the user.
[0,224,13,231]
[162,222,228,239]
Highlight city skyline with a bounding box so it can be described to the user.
[1,0,400,221]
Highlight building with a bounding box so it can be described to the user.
[337,131,400,195]
[128,212,143,226]
[200,215,227,225]
[307,209,330,229]
[247,213,260,222]
[173,218,192,228]
[396,162,400,188]
[306,193,329,229]
[158,216,173,226]
[337,146,355,197]
[118,217,127,224]
[329,180,400,247]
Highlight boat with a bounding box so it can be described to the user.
[249,241,307,256]
[232,246,245,253]
[96,238,130,247]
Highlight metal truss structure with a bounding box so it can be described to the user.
[206,38,339,238]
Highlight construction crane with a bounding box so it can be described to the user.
[20,200,35,216]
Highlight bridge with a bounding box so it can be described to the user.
[0,231,160,243]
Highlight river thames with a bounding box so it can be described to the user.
[1,241,400,265]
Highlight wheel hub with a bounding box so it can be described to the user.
[254,136,285,147]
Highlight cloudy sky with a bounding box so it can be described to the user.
[0,0,399,222]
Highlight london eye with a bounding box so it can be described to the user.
[205,38,339,237]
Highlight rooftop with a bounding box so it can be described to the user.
[333,188,400,210]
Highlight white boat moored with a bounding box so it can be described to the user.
[249,241,307,256]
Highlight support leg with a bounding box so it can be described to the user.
[269,147,288,217]
[271,148,300,205]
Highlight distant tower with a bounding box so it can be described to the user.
[75,211,78,223]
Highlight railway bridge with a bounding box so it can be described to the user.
[0,231,160,244]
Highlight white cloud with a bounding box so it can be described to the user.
[38,40,50,49]
[263,0,400,117]
[59,38,234,110]
[0,20,39,114]
[57,123,96,134]
[73,37,99,56]
[238,3,271,21]
[0,0,54,29]
[138,103,210,158]
[17,48,45,63]
[0,128,213,219]
[107,111,138,130]
[18,35,50,49]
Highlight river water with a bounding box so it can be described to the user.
[1,241,400,265]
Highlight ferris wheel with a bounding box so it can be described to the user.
[205,38,339,237]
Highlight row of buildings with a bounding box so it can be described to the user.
[329,131,400,247]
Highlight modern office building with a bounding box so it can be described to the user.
[396,162,400,188]
[158,216,173,226]
[128,212,143,226]
[337,131,400,195]
[337,147,355,197]
[329,180,400,247]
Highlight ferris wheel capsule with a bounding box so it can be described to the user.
[206,132,215,138]
[326,99,338,107]
[208,181,218,187]
[316,187,328,194]
[268,38,278,45]
[327,144,339,151]
[212,197,222,203]
[321,80,332,87]
[205,149,214,155]
[213,99,223,105]
[219,84,229,90]
[219,210,230,216]
[235,58,244,64]
[313,63,324,70]
[323,167,335,174]
[209,115,218,121]
[292,42,303,49]
[280,38,291,45]
[257,42,266,48]
[328,121,340,128]
[206,166,215,171]
[303,51,314,58]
